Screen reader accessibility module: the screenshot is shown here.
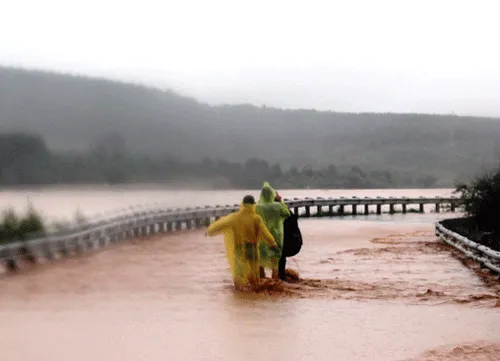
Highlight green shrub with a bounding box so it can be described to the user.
[18,205,45,240]
[454,165,500,232]
[0,208,20,243]
[0,206,46,244]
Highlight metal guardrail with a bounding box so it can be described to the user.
[435,221,500,274]
[0,196,462,273]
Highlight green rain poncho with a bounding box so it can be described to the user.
[256,182,291,270]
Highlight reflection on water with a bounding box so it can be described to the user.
[0,188,498,361]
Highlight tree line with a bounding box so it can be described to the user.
[0,132,442,189]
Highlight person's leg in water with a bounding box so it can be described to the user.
[270,238,284,280]
[259,235,281,280]
[260,266,280,280]
[270,257,280,280]
[245,242,261,290]
[259,259,279,279]
[232,244,245,290]
[272,268,280,280]
[259,250,281,280]
[278,253,287,281]
[260,267,266,278]
[259,246,268,278]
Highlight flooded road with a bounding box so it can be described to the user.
[1,218,499,361]
[1,188,499,360]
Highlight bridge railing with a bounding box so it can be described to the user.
[435,220,500,274]
[0,196,462,273]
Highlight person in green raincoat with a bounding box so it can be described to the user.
[206,195,278,291]
[256,182,291,279]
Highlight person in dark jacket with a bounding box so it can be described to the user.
[275,194,303,281]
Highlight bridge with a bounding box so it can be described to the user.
[1,195,498,276]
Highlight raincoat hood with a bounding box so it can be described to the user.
[259,181,276,204]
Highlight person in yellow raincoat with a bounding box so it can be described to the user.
[256,182,291,279]
[205,195,278,290]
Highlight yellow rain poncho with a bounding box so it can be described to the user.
[256,182,291,270]
[206,199,277,289]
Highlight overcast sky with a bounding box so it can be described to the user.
[1,0,499,116]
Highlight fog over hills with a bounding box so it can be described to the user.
[1,66,499,184]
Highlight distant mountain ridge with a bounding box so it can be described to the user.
[1,65,499,184]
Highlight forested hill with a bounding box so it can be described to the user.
[1,66,500,184]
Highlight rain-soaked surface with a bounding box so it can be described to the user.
[1,188,499,360]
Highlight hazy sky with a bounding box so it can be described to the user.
[1,0,500,116]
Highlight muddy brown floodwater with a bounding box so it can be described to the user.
[1,217,499,361]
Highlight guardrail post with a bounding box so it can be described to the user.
[85,232,95,250]
[305,206,311,218]
[141,221,148,236]
[364,204,369,215]
[75,236,85,254]
[4,247,18,271]
[158,220,166,233]
[419,203,424,213]
[43,241,54,260]
[376,204,381,215]
[125,223,133,239]
[58,239,69,258]
[6,259,18,271]
[338,205,344,215]
[121,224,128,239]
[175,220,183,231]
[110,226,119,243]
[402,204,407,214]
[149,222,156,235]
[20,244,36,264]
[352,205,357,215]
[91,232,98,249]
[113,225,121,242]
[389,204,395,214]
[99,230,108,248]
[435,203,440,213]
[133,224,140,238]
[316,205,322,217]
